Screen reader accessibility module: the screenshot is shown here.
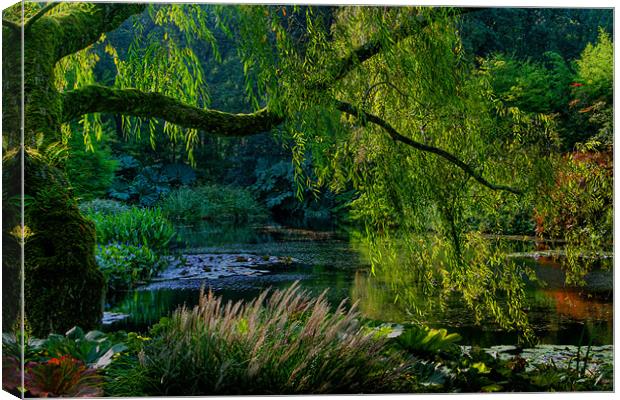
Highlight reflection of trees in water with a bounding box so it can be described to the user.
[350,233,536,344]
[109,289,196,331]
[350,233,613,345]
[542,289,612,322]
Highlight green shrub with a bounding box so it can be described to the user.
[157,187,201,221]
[96,242,166,292]
[27,327,127,368]
[482,52,573,114]
[574,29,613,105]
[108,160,197,206]
[396,325,462,356]
[572,30,613,148]
[159,185,267,223]
[85,207,175,252]
[78,199,130,215]
[106,283,414,395]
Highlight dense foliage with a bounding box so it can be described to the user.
[1,3,613,394]
[65,130,119,201]
[96,243,166,293]
[459,8,612,61]
[84,207,175,252]
[159,184,267,223]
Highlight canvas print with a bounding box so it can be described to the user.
[1,1,613,396]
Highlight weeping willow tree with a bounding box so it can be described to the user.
[3,2,589,338]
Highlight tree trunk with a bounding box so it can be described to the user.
[2,20,23,332]
[2,19,105,336]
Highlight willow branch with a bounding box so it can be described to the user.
[24,1,60,31]
[334,100,522,195]
[313,7,486,90]
[60,85,284,137]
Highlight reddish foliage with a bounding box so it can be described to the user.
[3,355,103,398]
[2,356,23,396]
[569,150,613,168]
[534,151,612,240]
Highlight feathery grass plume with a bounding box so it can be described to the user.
[114,282,415,395]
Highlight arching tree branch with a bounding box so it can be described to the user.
[59,87,519,193]
[334,100,522,195]
[60,85,284,137]
[313,7,486,90]
[55,5,511,194]
[52,3,146,61]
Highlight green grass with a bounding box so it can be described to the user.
[159,185,268,223]
[84,206,175,252]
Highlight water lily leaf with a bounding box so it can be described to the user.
[481,383,503,392]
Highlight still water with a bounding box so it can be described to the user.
[104,224,613,347]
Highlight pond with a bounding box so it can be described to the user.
[103,223,613,347]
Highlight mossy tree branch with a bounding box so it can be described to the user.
[334,100,523,195]
[61,85,284,137]
[56,5,509,193]
[60,86,519,194]
[51,3,146,61]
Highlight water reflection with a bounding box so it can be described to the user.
[350,269,612,346]
[104,225,613,347]
[350,232,612,345]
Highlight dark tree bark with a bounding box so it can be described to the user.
[334,100,522,194]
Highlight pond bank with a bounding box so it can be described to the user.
[102,225,613,348]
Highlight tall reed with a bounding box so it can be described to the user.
[110,283,413,395]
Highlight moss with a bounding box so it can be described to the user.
[2,25,22,149]
[52,3,146,60]
[61,85,283,137]
[23,152,105,336]
[2,151,22,329]
[2,232,21,329]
